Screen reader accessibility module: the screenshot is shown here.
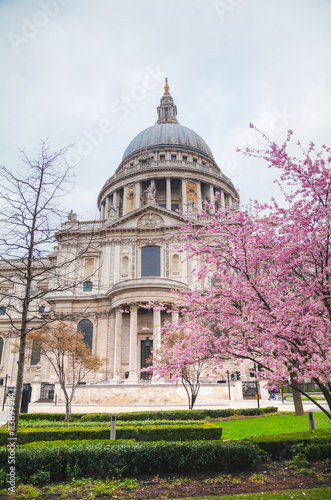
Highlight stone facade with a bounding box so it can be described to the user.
[0,82,257,404]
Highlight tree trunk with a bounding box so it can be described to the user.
[65,400,72,422]
[13,293,31,439]
[290,374,304,416]
[314,379,331,411]
[13,338,25,440]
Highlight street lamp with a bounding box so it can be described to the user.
[144,336,152,347]
[226,370,231,400]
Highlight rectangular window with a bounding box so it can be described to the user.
[164,108,168,117]
[171,204,179,212]
[83,281,93,292]
[183,155,187,161]
[171,154,176,161]
[193,158,197,163]
[0,307,6,316]
[160,155,165,162]
[159,204,166,208]
[30,341,41,365]
[141,246,161,277]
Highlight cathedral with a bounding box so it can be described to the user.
[1,81,263,405]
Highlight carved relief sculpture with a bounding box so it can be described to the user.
[137,213,164,227]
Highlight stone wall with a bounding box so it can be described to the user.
[52,382,245,405]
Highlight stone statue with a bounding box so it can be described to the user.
[67,210,77,221]
[145,180,156,205]
[186,198,195,213]
[107,204,117,219]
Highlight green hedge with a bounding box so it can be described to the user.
[0,424,222,445]
[0,440,262,484]
[19,419,206,429]
[80,407,278,422]
[300,441,331,460]
[19,412,85,422]
[18,407,277,423]
[22,439,136,448]
[249,428,331,458]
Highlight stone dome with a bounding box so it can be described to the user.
[122,123,214,162]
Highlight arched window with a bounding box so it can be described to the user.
[78,319,93,350]
[30,340,40,365]
[141,246,161,277]
[0,337,3,364]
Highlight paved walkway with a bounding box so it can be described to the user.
[0,398,325,420]
[0,399,327,424]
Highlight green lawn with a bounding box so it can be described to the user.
[213,412,331,440]
[172,488,331,499]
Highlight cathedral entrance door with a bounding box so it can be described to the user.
[140,340,153,379]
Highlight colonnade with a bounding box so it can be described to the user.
[100,178,233,220]
[111,305,177,383]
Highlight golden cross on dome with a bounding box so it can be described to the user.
[164,78,170,94]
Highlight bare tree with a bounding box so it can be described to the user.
[0,141,93,438]
[28,322,103,421]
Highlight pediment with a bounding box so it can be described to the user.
[103,204,187,230]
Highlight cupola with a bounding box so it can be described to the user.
[157,78,178,124]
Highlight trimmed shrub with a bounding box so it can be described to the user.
[19,413,85,422]
[18,408,278,424]
[19,419,205,429]
[0,424,222,445]
[22,439,135,448]
[300,441,331,460]
[0,440,262,483]
[80,407,278,422]
[249,428,331,458]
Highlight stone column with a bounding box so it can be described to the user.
[100,202,105,220]
[209,185,215,214]
[166,178,171,210]
[181,179,187,212]
[172,312,179,324]
[220,190,225,208]
[122,186,127,215]
[113,190,118,215]
[197,182,202,211]
[113,309,123,381]
[107,310,116,379]
[151,308,162,383]
[127,305,139,382]
[105,196,109,219]
[135,182,141,210]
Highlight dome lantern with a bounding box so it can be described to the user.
[157,78,178,124]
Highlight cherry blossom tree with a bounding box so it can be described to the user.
[152,130,331,419]
[152,318,221,409]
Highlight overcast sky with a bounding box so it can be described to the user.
[1,0,330,220]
